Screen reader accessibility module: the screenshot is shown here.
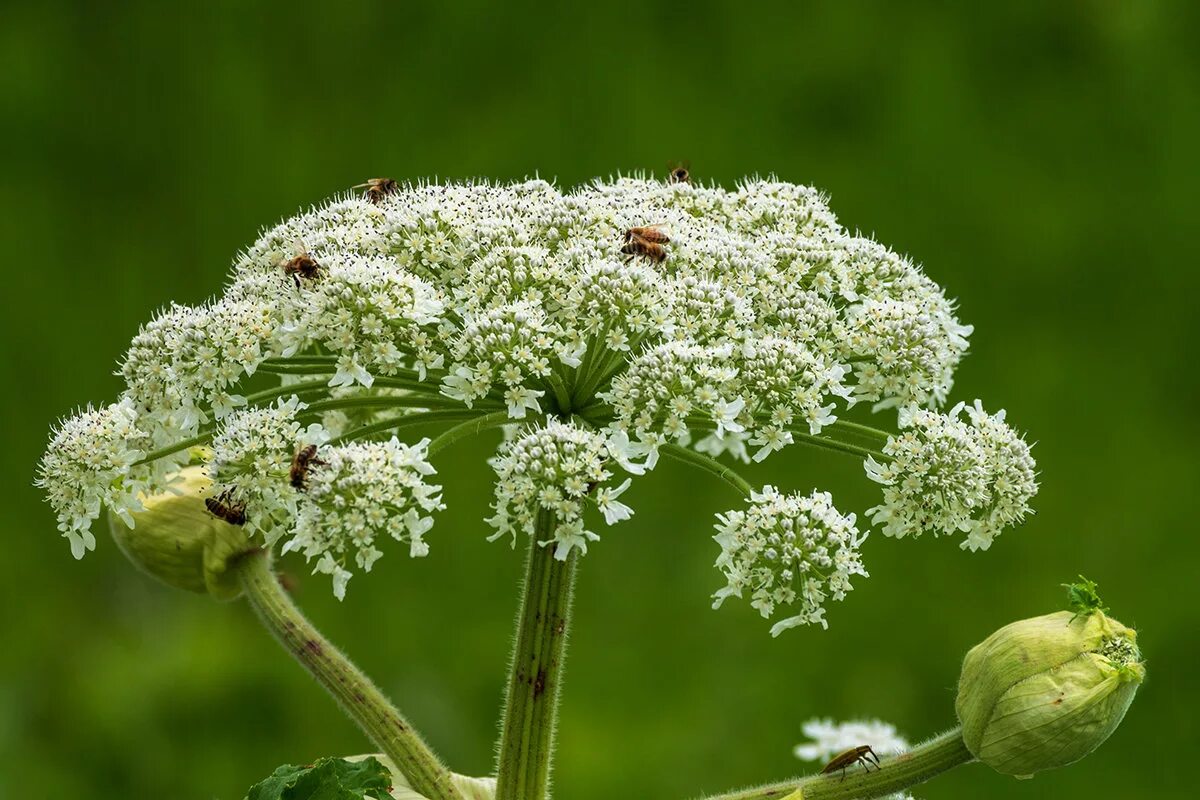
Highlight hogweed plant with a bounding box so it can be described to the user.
[37,175,1141,799]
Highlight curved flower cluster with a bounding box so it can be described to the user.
[36,400,151,558]
[712,486,868,636]
[488,418,633,559]
[442,301,555,415]
[274,253,445,385]
[120,297,279,435]
[37,175,1037,617]
[207,396,329,541]
[287,438,443,599]
[864,400,1037,551]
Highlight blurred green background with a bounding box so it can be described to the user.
[2,1,1197,797]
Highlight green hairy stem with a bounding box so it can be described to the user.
[234,550,465,800]
[704,728,973,800]
[660,444,754,496]
[494,519,578,800]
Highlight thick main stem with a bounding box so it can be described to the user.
[494,518,577,800]
[234,549,465,800]
[706,728,973,800]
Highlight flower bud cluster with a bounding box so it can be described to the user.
[712,486,867,636]
[604,337,851,463]
[864,401,1037,551]
[120,298,279,434]
[276,253,446,385]
[207,396,329,541]
[37,399,151,558]
[441,302,554,416]
[288,438,444,599]
[487,418,633,559]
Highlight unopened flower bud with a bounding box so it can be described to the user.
[955,583,1144,778]
[107,466,255,600]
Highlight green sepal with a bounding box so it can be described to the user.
[1062,574,1108,620]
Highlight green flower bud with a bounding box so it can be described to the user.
[107,466,255,600]
[956,606,1144,778]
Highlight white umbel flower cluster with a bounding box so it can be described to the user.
[36,400,151,558]
[864,400,1037,551]
[274,253,446,386]
[794,717,910,761]
[288,438,444,599]
[207,396,329,541]
[37,175,1036,614]
[712,486,868,636]
[488,418,634,559]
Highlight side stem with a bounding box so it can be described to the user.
[234,549,465,800]
[494,517,578,800]
[705,728,973,800]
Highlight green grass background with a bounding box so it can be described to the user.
[1,1,1196,797]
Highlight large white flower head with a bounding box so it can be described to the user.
[287,438,444,599]
[712,487,868,636]
[38,174,1036,614]
[864,400,1038,551]
[488,418,633,560]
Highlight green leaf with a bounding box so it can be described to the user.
[1062,574,1108,621]
[245,756,393,800]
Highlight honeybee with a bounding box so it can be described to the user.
[820,745,881,782]
[205,489,247,526]
[667,160,690,184]
[354,177,399,204]
[621,225,671,265]
[281,240,323,289]
[289,444,325,490]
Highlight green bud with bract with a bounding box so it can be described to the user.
[107,466,255,600]
[955,578,1144,778]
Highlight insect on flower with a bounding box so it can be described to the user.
[621,225,670,265]
[354,177,399,204]
[289,444,325,490]
[280,240,323,289]
[821,745,881,781]
[204,488,247,526]
[667,159,690,184]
